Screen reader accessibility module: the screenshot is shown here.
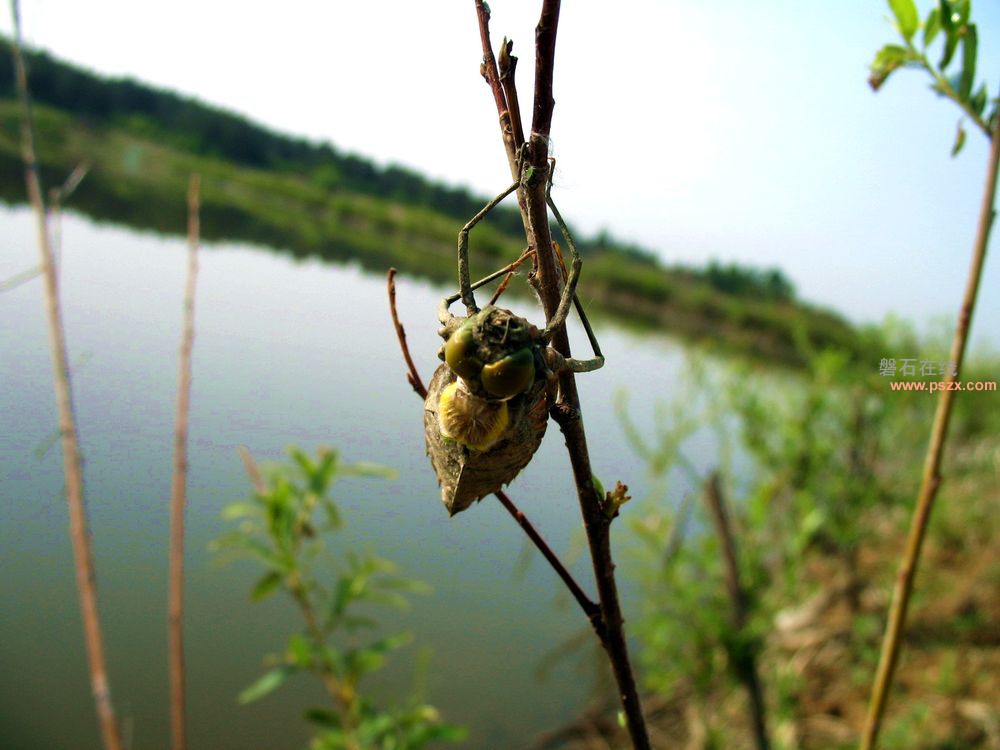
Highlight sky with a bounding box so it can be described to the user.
[2,0,999,349]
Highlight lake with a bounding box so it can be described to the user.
[0,205,724,749]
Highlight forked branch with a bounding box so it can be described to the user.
[474,3,651,747]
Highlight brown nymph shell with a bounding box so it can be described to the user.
[424,362,551,516]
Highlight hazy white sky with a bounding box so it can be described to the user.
[3,0,999,348]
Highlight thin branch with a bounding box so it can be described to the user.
[49,162,89,276]
[475,0,520,182]
[168,174,201,750]
[529,0,560,140]
[860,86,1000,750]
[385,268,604,640]
[238,446,268,494]
[387,268,427,398]
[494,488,604,641]
[1,162,88,294]
[475,3,651,746]
[486,246,533,306]
[703,473,770,750]
[499,37,526,149]
[8,4,123,749]
[474,0,533,231]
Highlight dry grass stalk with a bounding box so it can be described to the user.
[8,2,123,748]
[861,94,1000,750]
[168,174,201,750]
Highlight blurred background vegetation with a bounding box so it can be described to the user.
[2,2,998,747]
[0,38,857,365]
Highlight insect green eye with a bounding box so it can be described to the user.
[444,323,484,379]
[481,348,535,398]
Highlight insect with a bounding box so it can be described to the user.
[425,164,604,515]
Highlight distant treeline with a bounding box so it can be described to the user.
[0,36,796,303]
[0,36,852,363]
[0,37,530,232]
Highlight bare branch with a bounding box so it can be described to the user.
[473,2,651,745]
[8,3,123,748]
[703,473,770,750]
[168,174,201,750]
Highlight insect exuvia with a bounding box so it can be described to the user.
[425,160,604,515]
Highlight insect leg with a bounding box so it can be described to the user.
[457,181,519,316]
[438,250,534,327]
[544,184,604,372]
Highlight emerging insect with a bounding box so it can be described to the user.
[425,168,604,515]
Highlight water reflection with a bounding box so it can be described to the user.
[0,206,716,749]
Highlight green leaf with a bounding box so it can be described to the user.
[221,502,261,521]
[331,576,354,618]
[321,498,342,529]
[286,632,313,666]
[951,0,970,25]
[404,722,469,744]
[931,72,964,99]
[289,446,316,478]
[970,83,988,117]
[356,714,398,744]
[938,0,955,31]
[591,473,606,499]
[346,633,413,677]
[250,570,283,601]
[238,665,296,704]
[365,589,411,610]
[940,27,960,68]
[888,0,919,41]
[304,708,342,729]
[869,44,917,91]
[372,575,432,595]
[240,539,290,571]
[951,122,967,157]
[341,615,378,631]
[338,461,398,479]
[959,24,976,100]
[923,7,941,46]
[318,645,346,675]
[425,724,469,741]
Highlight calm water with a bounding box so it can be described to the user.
[0,206,722,749]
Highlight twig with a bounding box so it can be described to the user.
[8,4,123,749]
[0,163,88,294]
[476,3,651,746]
[475,1,520,183]
[387,269,427,398]
[860,87,1000,750]
[238,446,268,494]
[49,162,90,275]
[385,268,604,641]
[474,1,533,232]
[703,473,770,750]
[494,488,605,640]
[486,246,533,306]
[168,174,200,750]
[498,38,526,149]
